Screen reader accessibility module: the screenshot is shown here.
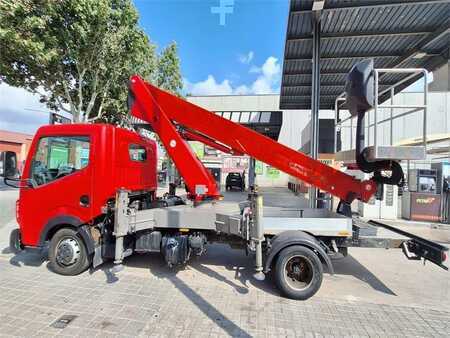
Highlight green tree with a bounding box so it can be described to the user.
[0,0,182,123]
[156,42,183,96]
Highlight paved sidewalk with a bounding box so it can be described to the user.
[1,186,449,337]
[1,244,449,338]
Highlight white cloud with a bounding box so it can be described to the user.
[184,75,234,95]
[249,56,281,94]
[184,56,281,96]
[238,51,254,64]
[0,83,49,134]
[251,77,273,94]
[260,56,281,78]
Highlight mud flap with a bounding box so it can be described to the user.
[9,228,23,254]
[92,245,104,268]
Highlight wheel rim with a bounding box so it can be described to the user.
[283,255,314,291]
[56,237,81,267]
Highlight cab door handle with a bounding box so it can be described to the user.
[80,195,90,207]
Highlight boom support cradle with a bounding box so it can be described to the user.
[128,75,377,203]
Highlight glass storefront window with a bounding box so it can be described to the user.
[240,112,250,123]
[250,112,261,123]
[231,112,241,122]
[260,112,271,123]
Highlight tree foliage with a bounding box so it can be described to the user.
[0,0,182,123]
[156,42,183,96]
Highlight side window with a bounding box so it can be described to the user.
[129,144,147,162]
[31,136,90,186]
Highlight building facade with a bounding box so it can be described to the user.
[0,129,33,172]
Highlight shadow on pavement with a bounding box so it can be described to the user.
[0,184,15,191]
[189,263,249,295]
[188,243,279,296]
[165,274,251,337]
[1,246,46,268]
[90,264,120,284]
[332,254,397,295]
[120,252,252,337]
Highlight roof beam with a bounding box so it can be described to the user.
[282,95,337,99]
[281,102,335,105]
[283,71,347,76]
[282,83,395,88]
[387,26,450,68]
[287,29,433,42]
[291,0,450,14]
[282,83,342,88]
[284,51,440,61]
[285,53,403,61]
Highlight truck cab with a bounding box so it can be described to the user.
[10,123,156,273]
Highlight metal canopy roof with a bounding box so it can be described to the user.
[280,0,450,110]
[132,111,283,140]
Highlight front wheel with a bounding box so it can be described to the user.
[274,245,323,300]
[48,228,90,275]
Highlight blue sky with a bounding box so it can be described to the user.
[135,0,289,95]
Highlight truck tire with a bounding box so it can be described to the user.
[48,228,91,276]
[274,245,323,300]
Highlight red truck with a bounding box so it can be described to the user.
[2,61,447,300]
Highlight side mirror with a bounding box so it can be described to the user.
[0,151,18,178]
[345,59,375,117]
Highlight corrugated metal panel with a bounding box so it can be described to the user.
[290,0,313,12]
[284,40,312,58]
[321,3,448,34]
[280,0,450,110]
[320,35,423,56]
[282,74,312,86]
[287,12,312,38]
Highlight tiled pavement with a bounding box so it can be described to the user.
[0,248,449,338]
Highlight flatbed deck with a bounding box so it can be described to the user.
[130,201,351,237]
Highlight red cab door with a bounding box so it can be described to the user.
[19,134,94,246]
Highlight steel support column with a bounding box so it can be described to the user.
[248,157,256,190]
[309,16,321,208]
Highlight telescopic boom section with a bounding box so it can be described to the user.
[128,75,377,203]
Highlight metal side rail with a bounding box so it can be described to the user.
[347,218,448,270]
[368,220,448,270]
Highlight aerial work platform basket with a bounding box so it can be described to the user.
[334,67,429,167]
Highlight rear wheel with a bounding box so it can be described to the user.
[274,245,323,300]
[48,228,90,275]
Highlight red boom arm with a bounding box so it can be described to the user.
[129,75,377,203]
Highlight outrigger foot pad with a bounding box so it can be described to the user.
[111,264,124,273]
[253,272,265,281]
